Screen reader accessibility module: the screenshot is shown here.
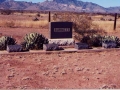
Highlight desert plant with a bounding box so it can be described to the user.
[32,17,39,21]
[21,32,49,50]
[0,36,16,50]
[81,34,102,47]
[5,21,15,28]
[102,36,120,46]
[1,10,12,15]
[36,13,40,17]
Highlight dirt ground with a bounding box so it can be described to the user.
[0,26,120,89]
[0,50,120,89]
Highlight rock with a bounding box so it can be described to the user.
[86,68,90,71]
[61,69,67,75]
[74,43,89,50]
[101,85,109,89]
[7,45,23,52]
[101,84,117,89]
[48,38,74,46]
[42,71,49,76]
[75,67,84,71]
[22,77,32,80]
[43,44,64,51]
[102,42,117,48]
[53,65,59,72]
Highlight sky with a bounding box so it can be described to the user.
[14,0,120,8]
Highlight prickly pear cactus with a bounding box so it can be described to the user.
[21,32,49,50]
[102,35,120,48]
[0,36,16,50]
[102,36,120,44]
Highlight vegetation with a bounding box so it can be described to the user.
[102,36,120,46]
[0,36,16,50]
[21,32,49,50]
[0,10,120,51]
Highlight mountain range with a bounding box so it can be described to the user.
[0,0,120,13]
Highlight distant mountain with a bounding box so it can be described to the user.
[0,0,120,13]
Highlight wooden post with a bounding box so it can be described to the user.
[114,13,117,30]
[48,11,51,22]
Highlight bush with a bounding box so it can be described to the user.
[36,13,40,17]
[81,34,102,47]
[102,36,120,46]
[32,17,39,21]
[21,32,49,50]
[5,21,15,28]
[1,10,12,15]
[0,36,16,50]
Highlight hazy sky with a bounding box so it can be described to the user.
[14,0,120,7]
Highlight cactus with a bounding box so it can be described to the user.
[102,36,120,45]
[0,36,16,50]
[102,35,120,48]
[91,34,102,47]
[21,32,49,50]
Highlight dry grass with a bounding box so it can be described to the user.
[0,12,120,32]
[0,12,49,28]
[93,21,120,32]
[0,20,48,28]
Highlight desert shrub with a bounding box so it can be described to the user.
[5,21,15,28]
[81,34,102,47]
[32,17,39,21]
[100,17,105,21]
[21,32,49,50]
[81,35,120,47]
[102,36,120,46]
[36,13,40,17]
[1,10,12,15]
[0,36,16,50]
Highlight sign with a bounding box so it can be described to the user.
[50,22,72,39]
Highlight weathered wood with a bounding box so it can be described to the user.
[48,11,51,22]
[114,13,117,30]
[43,44,64,51]
[74,43,89,50]
[7,45,22,52]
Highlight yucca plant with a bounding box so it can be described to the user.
[21,32,49,50]
[0,36,16,50]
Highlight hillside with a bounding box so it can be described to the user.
[0,0,120,13]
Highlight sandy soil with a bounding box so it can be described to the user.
[0,50,120,89]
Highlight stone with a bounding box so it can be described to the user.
[7,45,22,52]
[48,38,74,46]
[102,42,117,48]
[50,22,72,39]
[43,44,64,51]
[74,43,89,50]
